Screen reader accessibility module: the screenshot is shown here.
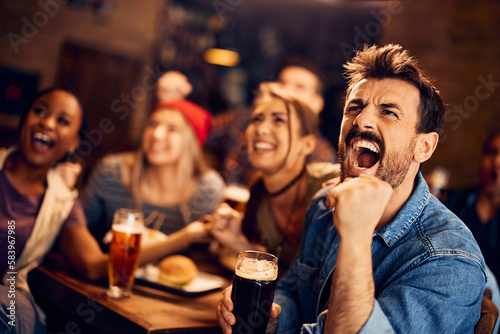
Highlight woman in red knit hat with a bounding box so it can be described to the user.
[81,99,225,254]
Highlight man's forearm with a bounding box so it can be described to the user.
[324,237,374,333]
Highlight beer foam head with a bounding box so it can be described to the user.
[112,209,144,233]
[235,257,278,281]
[224,184,250,203]
[112,223,143,235]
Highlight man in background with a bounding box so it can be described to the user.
[445,132,500,282]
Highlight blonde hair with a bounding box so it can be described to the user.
[129,108,207,208]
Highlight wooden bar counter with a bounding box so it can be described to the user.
[28,250,231,334]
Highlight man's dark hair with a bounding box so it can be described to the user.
[280,55,327,95]
[343,44,446,134]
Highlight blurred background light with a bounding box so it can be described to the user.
[204,48,240,67]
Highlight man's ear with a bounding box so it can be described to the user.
[301,134,317,156]
[414,132,439,163]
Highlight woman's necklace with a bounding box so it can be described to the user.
[268,167,305,198]
[275,172,304,258]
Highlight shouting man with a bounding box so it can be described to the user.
[217,44,487,333]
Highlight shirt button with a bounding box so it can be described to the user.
[319,278,325,284]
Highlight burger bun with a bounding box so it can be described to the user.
[158,255,198,286]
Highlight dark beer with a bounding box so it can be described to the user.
[231,274,277,334]
[230,251,278,334]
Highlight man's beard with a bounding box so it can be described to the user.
[338,129,416,189]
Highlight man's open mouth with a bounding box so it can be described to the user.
[351,139,380,170]
[491,171,498,182]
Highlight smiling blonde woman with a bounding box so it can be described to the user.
[210,82,339,274]
[81,99,224,249]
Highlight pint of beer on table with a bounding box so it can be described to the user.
[107,209,144,299]
[231,250,278,334]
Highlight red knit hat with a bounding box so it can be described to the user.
[153,100,213,146]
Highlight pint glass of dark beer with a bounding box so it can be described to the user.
[106,209,144,299]
[231,250,278,334]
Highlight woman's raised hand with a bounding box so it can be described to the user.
[208,203,245,252]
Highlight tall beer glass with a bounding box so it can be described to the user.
[106,209,144,299]
[231,251,278,334]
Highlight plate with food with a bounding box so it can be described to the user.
[134,255,227,297]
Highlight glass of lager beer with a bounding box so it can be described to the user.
[231,250,278,334]
[106,209,144,299]
[223,183,250,214]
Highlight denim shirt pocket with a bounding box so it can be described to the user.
[296,257,320,289]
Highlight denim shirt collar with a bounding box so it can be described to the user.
[374,172,429,247]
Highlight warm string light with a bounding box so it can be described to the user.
[203,48,240,67]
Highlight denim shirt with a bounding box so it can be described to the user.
[274,172,487,334]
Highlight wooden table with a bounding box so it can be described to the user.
[28,250,232,334]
